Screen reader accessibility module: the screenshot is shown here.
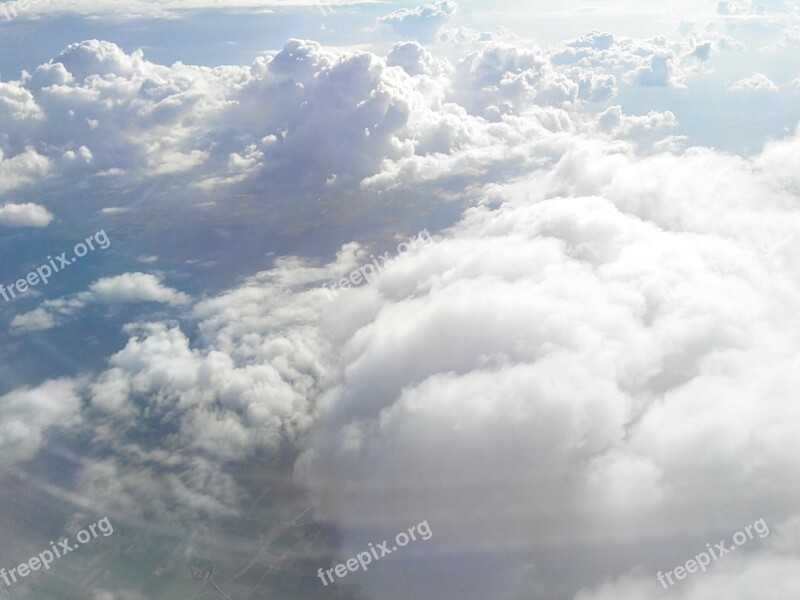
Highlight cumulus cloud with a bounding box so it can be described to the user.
[552,30,718,90]
[728,72,780,91]
[0,30,746,209]
[633,54,677,86]
[0,146,51,192]
[87,272,190,304]
[597,105,678,139]
[52,258,342,519]
[379,0,458,41]
[11,272,190,332]
[293,132,800,598]
[0,379,82,471]
[0,202,53,227]
[387,41,450,77]
[2,127,800,597]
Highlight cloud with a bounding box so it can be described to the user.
[0,379,82,471]
[597,105,678,139]
[379,0,458,41]
[7,125,800,596]
[9,307,58,332]
[0,31,746,210]
[0,0,367,19]
[10,272,190,332]
[87,272,190,304]
[0,202,53,227]
[451,42,581,115]
[552,31,719,90]
[575,548,800,599]
[693,41,713,61]
[293,132,800,598]
[62,260,341,517]
[2,29,800,599]
[387,41,451,77]
[728,72,780,91]
[633,54,676,87]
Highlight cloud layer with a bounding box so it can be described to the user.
[2,12,800,598]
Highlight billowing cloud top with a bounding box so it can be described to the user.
[378,0,458,41]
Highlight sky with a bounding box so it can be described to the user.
[1,1,800,599]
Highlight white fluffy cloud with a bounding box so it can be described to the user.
[0,28,751,210]
[0,202,52,227]
[87,272,190,305]
[728,72,780,92]
[293,131,800,598]
[551,30,722,90]
[379,0,458,41]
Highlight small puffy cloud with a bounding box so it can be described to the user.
[87,272,190,305]
[0,202,53,227]
[379,0,458,41]
[597,105,678,139]
[728,73,780,92]
[9,308,58,332]
[571,30,616,50]
[0,149,50,193]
